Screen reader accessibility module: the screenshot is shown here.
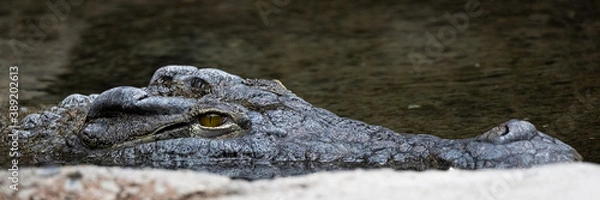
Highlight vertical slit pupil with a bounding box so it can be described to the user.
[200,113,223,127]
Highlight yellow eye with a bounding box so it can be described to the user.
[199,113,224,127]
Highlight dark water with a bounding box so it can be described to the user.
[5,0,599,163]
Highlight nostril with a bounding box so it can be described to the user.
[501,125,510,136]
[134,93,150,101]
[476,120,539,145]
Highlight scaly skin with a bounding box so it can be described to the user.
[1,66,582,179]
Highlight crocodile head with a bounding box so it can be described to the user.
[12,65,582,179]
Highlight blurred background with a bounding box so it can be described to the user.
[1,0,598,163]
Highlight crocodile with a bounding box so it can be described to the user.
[2,65,582,180]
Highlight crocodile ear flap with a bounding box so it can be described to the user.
[85,87,150,119]
[149,65,198,86]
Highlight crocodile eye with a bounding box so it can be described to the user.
[188,106,250,139]
[199,113,224,127]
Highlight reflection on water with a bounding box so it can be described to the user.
[6,0,598,163]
